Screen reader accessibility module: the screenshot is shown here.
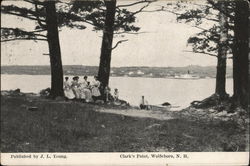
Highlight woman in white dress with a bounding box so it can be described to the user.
[79,76,93,102]
[91,76,101,101]
[83,76,93,102]
[71,76,81,99]
[79,77,87,100]
[63,77,75,99]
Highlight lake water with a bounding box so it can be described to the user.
[1,74,233,109]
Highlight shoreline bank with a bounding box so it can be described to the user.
[1,90,249,152]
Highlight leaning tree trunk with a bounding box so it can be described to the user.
[45,1,64,98]
[97,0,117,96]
[215,2,228,99]
[233,0,249,109]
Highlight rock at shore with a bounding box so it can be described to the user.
[162,102,171,106]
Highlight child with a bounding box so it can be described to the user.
[104,86,111,102]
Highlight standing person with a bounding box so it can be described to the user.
[139,96,150,110]
[114,88,119,101]
[71,76,81,99]
[91,76,101,101]
[63,77,75,99]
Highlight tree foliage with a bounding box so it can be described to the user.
[163,0,235,57]
[69,0,155,37]
[1,0,154,45]
[1,0,88,42]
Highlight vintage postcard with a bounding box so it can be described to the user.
[1,0,249,165]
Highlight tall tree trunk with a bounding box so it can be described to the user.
[248,4,250,107]
[97,0,116,96]
[215,2,228,98]
[45,1,64,98]
[233,0,249,109]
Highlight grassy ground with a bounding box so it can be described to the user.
[1,94,248,152]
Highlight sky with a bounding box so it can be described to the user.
[1,0,231,67]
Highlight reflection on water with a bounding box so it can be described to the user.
[1,74,233,109]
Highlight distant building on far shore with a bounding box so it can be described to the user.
[137,70,144,75]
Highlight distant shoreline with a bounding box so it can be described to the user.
[1,73,232,79]
[1,65,233,78]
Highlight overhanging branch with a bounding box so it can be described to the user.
[112,39,128,50]
[1,37,47,42]
[2,11,39,21]
[185,50,232,59]
[1,5,46,22]
[30,29,47,33]
[114,31,149,35]
[183,50,218,57]
[33,33,47,38]
[116,0,155,8]
[23,0,44,6]
[1,27,47,40]
[159,6,220,23]
[116,1,152,27]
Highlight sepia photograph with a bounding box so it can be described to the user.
[1,0,249,165]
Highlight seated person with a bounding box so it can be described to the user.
[139,96,150,110]
[113,88,119,101]
[63,77,75,99]
[104,86,112,102]
[71,76,81,99]
[81,76,93,102]
[91,76,101,101]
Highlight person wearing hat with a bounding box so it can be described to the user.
[79,75,93,102]
[91,76,101,101]
[63,77,75,99]
[71,76,81,99]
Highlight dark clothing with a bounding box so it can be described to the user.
[140,104,147,109]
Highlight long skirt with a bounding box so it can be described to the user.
[92,87,101,97]
[79,88,86,99]
[83,88,93,102]
[64,89,75,99]
[72,87,81,99]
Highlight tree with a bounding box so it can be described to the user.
[2,0,154,97]
[232,0,249,109]
[70,0,155,96]
[45,1,64,97]
[248,4,250,108]
[1,0,86,98]
[215,1,229,98]
[99,0,157,95]
[171,1,232,99]
[97,0,117,95]
[188,0,249,108]
[169,0,249,109]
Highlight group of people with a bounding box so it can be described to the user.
[63,75,119,103]
[63,75,150,109]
